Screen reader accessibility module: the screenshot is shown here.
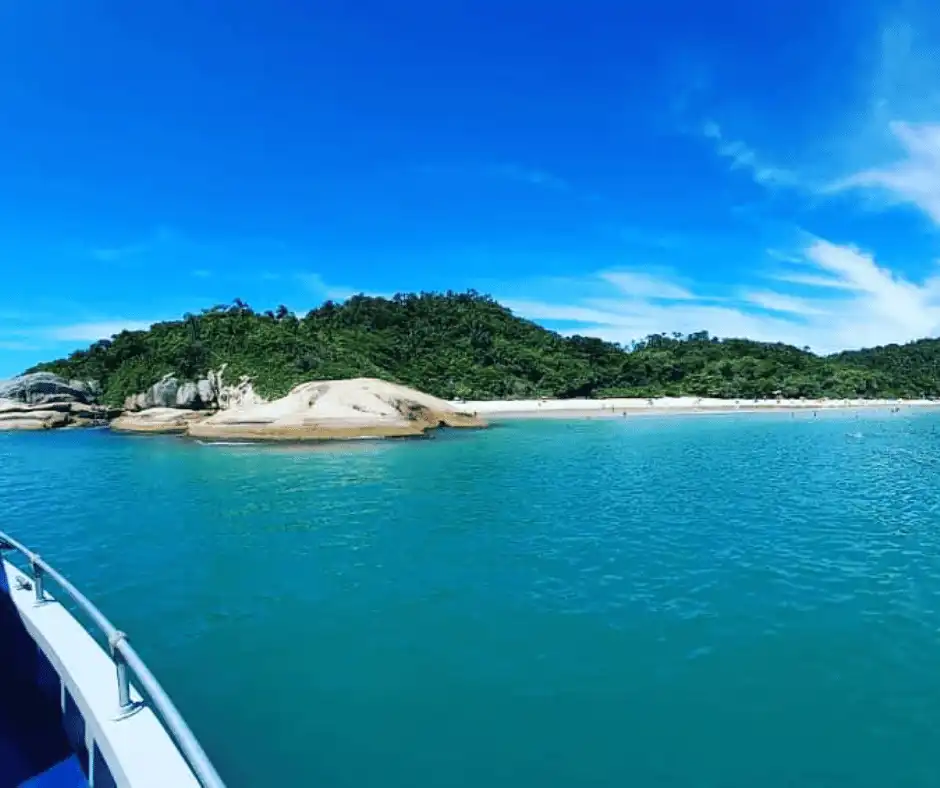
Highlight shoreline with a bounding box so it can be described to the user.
[455,396,939,420]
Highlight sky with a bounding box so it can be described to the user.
[4,0,940,377]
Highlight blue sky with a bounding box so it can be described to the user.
[4,0,940,377]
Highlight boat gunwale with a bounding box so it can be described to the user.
[0,530,225,787]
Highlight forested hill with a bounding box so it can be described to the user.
[27,292,940,406]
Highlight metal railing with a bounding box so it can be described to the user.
[0,529,225,788]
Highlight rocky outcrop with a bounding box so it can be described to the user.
[124,375,189,410]
[0,373,97,405]
[0,373,109,431]
[122,367,259,412]
[110,408,210,434]
[187,377,485,441]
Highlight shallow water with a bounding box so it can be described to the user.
[3,411,940,786]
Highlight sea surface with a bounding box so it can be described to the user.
[3,412,940,787]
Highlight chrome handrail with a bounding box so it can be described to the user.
[0,529,225,788]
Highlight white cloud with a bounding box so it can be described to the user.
[833,121,940,224]
[46,321,156,342]
[702,121,797,187]
[742,290,828,316]
[771,272,859,291]
[299,273,360,302]
[503,238,940,353]
[599,271,698,300]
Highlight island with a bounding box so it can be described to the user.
[2,291,939,439]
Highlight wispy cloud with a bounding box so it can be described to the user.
[298,273,362,302]
[484,163,570,191]
[419,162,578,195]
[91,244,147,262]
[502,237,940,353]
[702,121,798,187]
[831,121,940,224]
[741,290,829,316]
[88,226,178,263]
[598,271,698,301]
[822,12,940,225]
[0,340,40,351]
[46,320,157,342]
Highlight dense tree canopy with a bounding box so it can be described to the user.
[26,292,940,406]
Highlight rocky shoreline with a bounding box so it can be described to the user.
[0,373,115,430]
[1,372,485,441]
[116,378,485,440]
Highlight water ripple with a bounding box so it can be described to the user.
[5,415,940,786]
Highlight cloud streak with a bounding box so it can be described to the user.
[45,320,157,342]
[832,121,940,224]
[484,163,570,191]
[702,121,797,187]
[503,237,940,353]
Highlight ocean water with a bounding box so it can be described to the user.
[3,412,940,787]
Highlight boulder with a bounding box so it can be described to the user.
[125,374,219,411]
[188,377,485,441]
[175,381,199,408]
[0,406,70,430]
[0,376,109,431]
[0,373,94,405]
[197,378,214,405]
[150,375,180,408]
[111,408,209,434]
[0,418,48,431]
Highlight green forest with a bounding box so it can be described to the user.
[27,291,940,406]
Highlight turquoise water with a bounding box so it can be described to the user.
[3,413,940,786]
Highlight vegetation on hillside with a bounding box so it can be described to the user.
[27,292,940,406]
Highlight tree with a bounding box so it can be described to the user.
[25,291,940,406]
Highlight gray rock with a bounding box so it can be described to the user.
[197,378,214,406]
[125,375,218,411]
[127,390,159,411]
[149,375,179,408]
[0,372,94,405]
[176,381,199,408]
[68,379,101,397]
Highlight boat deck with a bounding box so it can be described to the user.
[0,571,88,787]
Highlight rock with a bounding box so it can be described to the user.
[188,377,485,441]
[126,374,220,411]
[197,378,214,405]
[0,401,72,414]
[0,409,68,422]
[150,375,180,408]
[0,405,71,430]
[111,408,209,434]
[175,381,199,408]
[124,392,149,411]
[0,418,48,431]
[0,373,94,405]
[216,376,262,410]
[68,379,101,398]
[0,375,109,431]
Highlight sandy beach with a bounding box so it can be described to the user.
[454,396,938,419]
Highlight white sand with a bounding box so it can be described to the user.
[454,396,936,418]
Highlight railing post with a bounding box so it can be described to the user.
[108,631,140,719]
[30,556,45,605]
